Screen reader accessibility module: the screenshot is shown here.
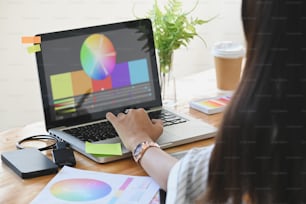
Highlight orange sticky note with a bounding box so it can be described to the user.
[22,36,41,44]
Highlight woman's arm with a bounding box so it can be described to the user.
[106,109,178,190]
[139,146,178,190]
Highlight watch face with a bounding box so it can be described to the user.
[134,143,142,156]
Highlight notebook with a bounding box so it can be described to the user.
[35,19,217,163]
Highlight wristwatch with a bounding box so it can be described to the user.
[133,141,160,163]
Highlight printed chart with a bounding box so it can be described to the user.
[31,166,159,204]
[80,34,117,80]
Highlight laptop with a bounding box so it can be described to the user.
[35,19,217,163]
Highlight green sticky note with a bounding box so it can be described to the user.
[27,44,41,53]
[85,142,122,156]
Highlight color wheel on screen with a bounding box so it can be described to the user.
[50,178,112,201]
[80,34,116,80]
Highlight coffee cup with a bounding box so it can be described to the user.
[212,41,245,91]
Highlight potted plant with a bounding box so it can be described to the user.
[146,0,214,102]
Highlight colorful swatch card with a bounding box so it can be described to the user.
[189,95,232,114]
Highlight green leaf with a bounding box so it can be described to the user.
[144,0,216,73]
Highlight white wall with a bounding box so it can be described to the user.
[0,0,243,131]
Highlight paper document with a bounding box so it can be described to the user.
[31,166,159,204]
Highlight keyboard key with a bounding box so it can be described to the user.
[148,109,187,126]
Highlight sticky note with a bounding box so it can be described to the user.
[27,44,41,54]
[85,142,122,156]
[22,36,41,44]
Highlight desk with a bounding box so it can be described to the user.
[0,70,223,204]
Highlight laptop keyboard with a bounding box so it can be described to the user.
[147,110,187,126]
[63,109,187,142]
[63,121,118,142]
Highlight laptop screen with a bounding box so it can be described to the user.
[35,19,162,129]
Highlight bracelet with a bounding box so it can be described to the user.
[132,141,160,163]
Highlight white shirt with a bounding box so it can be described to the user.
[166,145,214,204]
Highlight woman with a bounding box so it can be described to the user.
[106,0,306,203]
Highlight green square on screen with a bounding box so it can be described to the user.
[50,73,74,100]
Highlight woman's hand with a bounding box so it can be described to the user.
[106,108,163,151]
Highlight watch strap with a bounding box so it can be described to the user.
[133,141,160,163]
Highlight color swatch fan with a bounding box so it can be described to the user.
[189,94,232,114]
[80,34,116,80]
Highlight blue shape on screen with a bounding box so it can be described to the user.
[128,59,149,85]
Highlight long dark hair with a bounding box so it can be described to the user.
[205,0,306,203]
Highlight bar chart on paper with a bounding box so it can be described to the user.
[31,166,159,204]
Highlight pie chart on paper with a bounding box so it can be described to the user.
[50,178,112,201]
[80,34,116,80]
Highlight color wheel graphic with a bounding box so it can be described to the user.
[50,178,112,201]
[80,34,116,80]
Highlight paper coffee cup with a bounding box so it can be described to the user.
[212,41,245,90]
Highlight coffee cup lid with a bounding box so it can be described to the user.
[212,41,245,59]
